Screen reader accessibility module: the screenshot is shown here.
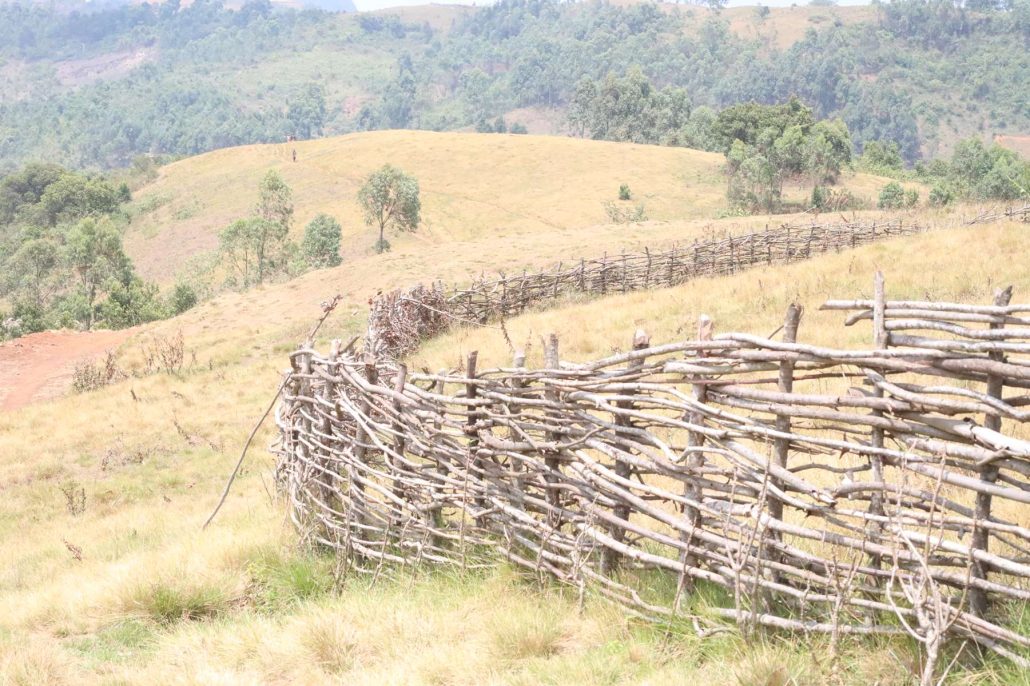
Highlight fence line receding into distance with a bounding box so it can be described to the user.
[367,205,1029,358]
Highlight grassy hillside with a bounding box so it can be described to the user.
[124,129,902,284]
[414,220,1030,368]
[1,216,1027,684]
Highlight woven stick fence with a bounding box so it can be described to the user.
[276,275,1030,671]
[367,205,1030,357]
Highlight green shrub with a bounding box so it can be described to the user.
[618,183,632,201]
[169,283,198,315]
[301,213,343,269]
[509,122,529,134]
[929,183,954,207]
[877,181,917,209]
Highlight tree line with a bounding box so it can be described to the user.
[0,164,185,339]
[1,0,1028,168]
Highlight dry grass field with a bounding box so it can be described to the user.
[124,130,903,284]
[0,126,1020,684]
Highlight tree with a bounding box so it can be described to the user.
[39,174,121,227]
[301,213,342,269]
[97,273,164,328]
[858,140,904,174]
[3,237,63,311]
[358,165,421,253]
[287,83,327,140]
[65,219,131,329]
[256,170,294,232]
[219,217,290,287]
[169,282,199,314]
[877,181,918,209]
[0,162,65,224]
[382,55,417,128]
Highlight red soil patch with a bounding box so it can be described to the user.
[0,330,132,411]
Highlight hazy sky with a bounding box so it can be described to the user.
[351,1,872,11]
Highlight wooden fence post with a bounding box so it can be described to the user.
[465,351,484,526]
[350,354,378,556]
[868,272,888,573]
[970,285,1013,617]
[543,334,563,526]
[390,363,408,524]
[770,304,802,525]
[601,329,650,575]
[428,370,448,547]
[679,314,713,601]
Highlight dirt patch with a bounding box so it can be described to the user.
[0,330,133,412]
[54,48,154,88]
[995,134,1030,158]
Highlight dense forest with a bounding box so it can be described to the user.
[0,0,1028,169]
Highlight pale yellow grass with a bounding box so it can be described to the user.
[414,222,1030,369]
[125,130,902,285]
[1,211,1025,683]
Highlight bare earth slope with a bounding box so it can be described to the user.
[0,330,132,411]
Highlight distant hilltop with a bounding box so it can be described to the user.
[24,0,358,14]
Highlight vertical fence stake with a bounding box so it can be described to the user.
[971,285,1013,617]
[868,272,888,576]
[679,314,713,603]
[769,304,802,571]
[601,329,650,575]
[465,351,484,527]
[543,334,563,526]
[389,363,409,525]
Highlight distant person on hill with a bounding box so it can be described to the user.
[292,149,297,163]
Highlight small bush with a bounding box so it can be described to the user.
[618,183,632,201]
[603,200,647,224]
[510,122,528,134]
[929,183,954,207]
[811,185,861,211]
[60,480,86,516]
[168,283,198,315]
[374,237,392,254]
[139,331,186,375]
[72,351,125,393]
[877,181,918,209]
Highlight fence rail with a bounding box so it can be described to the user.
[275,209,1030,679]
[277,279,1030,672]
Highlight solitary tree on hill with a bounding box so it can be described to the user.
[358,165,421,254]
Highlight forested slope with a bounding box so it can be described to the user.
[0,0,1027,169]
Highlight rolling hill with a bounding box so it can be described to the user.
[124,129,906,284]
[1,201,1027,683]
